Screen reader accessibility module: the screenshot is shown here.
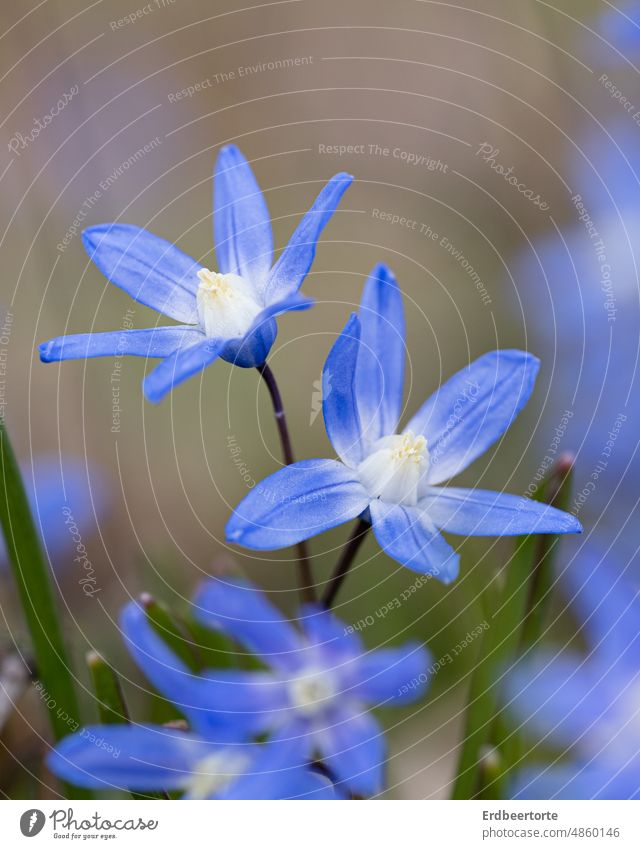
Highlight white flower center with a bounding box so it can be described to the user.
[288,667,337,718]
[184,750,250,799]
[196,268,262,339]
[357,431,429,506]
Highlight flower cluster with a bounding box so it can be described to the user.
[41,144,582,800]
[48,578,429,798]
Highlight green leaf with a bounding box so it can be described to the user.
[0,421,89,798]
[141,594,202,671]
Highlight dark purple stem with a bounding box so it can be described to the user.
[257,363,315,604]
[322,517,371,608]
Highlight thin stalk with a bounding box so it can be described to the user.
[322,518,371,608]
[257,364,315,603]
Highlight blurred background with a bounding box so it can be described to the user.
[1,0,639,799]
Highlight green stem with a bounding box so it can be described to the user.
[87,651,166,800]
[451,532,537,799]
[0,421,87,798]
[452,456,576,799]
[87,651,130,725]
[487,456,576,798]
[322,518,370,608]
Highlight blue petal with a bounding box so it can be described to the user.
[193,578,302,671]
[47,724,207,791]
[142,335,223,403]
[222,764,334,800]
[83,224,200,323]
[120,601,244,739]
[348,643,432,706]
[506,654,618,752]
[561,551,640,672]
[356,264,405,447]
[255,293,314,323]
[323,314,365,466]
[39,326,202,363]
[213,145,273,289]
[219,734,318,800]
[369,500,459,582]
[226,459,370,550]
[218,295,313,369]
[512,765,640,801]
[298,604,363,657]
[320,706,386,797]
[219,318,276,368]
[406,350,540,485]
[263,173,353,302]
[598,5,640,56]
[420,487,582,536]
[198,670,287,728]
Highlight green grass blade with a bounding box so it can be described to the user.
[0,421,88,798]
[87,651,130,725]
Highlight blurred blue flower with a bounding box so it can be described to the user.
[48,598,332,799]
[507,552,640,799]
[510,119,640,530]
[40,146,353,403]
[227,265,581,582]
[597,3,640,57]
[191,576,431,797]
[0,455,109,571]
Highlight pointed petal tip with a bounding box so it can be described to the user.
[343,312,361,336]
[225,522,243,544]
[218,143,242,156]
[439,558,460,584]
[141,376,164,405]
[81,223,113,250]
[216,144,246,170]
[38,340,54,363]
[369,262,396,282]
[567,515,583,534]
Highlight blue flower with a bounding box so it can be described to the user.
[39,146,352,403]
[47,597,332,799]
[226,265,581,582]
[510,119,640,528]
[507,552,640,799]
[0,455,109,571]
[190,576,431,797]
[597,3,640,57]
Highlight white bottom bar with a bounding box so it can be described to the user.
[1,799,638,847]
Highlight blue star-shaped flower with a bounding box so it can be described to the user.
[507,552,640,799]
[190,576,431,797]
[226,264,582,581]
[39,146,352,403]
[47,598,332,799]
